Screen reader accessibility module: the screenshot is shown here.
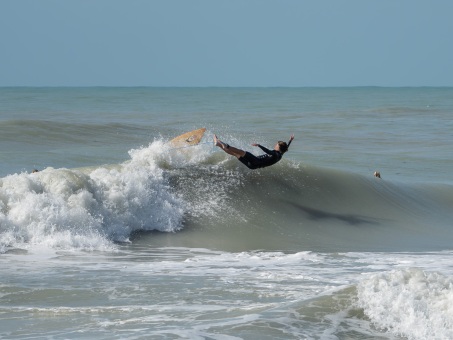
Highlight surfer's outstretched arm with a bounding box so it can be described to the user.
[288,134,294,147]
[213,135,246,158]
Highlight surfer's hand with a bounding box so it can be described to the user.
[289,134,294,141]
[252,143,259,147]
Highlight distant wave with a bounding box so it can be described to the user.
[1,140,453,253]
[0,119,150,144]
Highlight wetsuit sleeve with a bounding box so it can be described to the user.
[257,144,273,155]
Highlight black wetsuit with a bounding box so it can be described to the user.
[238,145,282,169]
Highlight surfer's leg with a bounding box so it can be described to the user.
[214,135,246,158]
[225,146,246,158]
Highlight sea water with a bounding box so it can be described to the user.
[0,87,453,339]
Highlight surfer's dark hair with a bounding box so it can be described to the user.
[278,141,289,153]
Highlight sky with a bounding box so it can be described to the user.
[1,0,452,87]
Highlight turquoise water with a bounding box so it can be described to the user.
[0,87,453,339]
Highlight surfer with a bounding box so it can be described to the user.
[213,134,294,169]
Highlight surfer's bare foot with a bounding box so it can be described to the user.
[213,134,222,147]
[214,134,230,150]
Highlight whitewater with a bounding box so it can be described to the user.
[1,87,453,339]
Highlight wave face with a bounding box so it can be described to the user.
[1,140,453,253]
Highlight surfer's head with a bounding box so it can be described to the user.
[276,141,289,154]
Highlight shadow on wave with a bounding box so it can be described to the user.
[289,203,381,226]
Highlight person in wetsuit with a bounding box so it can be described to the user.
[213,134,294,169]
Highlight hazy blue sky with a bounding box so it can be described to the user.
[1,1,452,87]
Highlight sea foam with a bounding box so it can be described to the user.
[0,141,185,252]
[357,268,453,339]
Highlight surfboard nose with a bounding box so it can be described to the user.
[169,128,206,147]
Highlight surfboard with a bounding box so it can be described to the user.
[169,128,207,147]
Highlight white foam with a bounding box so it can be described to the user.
[0,141,186,252]
[357,268,453,339]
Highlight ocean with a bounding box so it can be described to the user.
[0,87,452,339]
